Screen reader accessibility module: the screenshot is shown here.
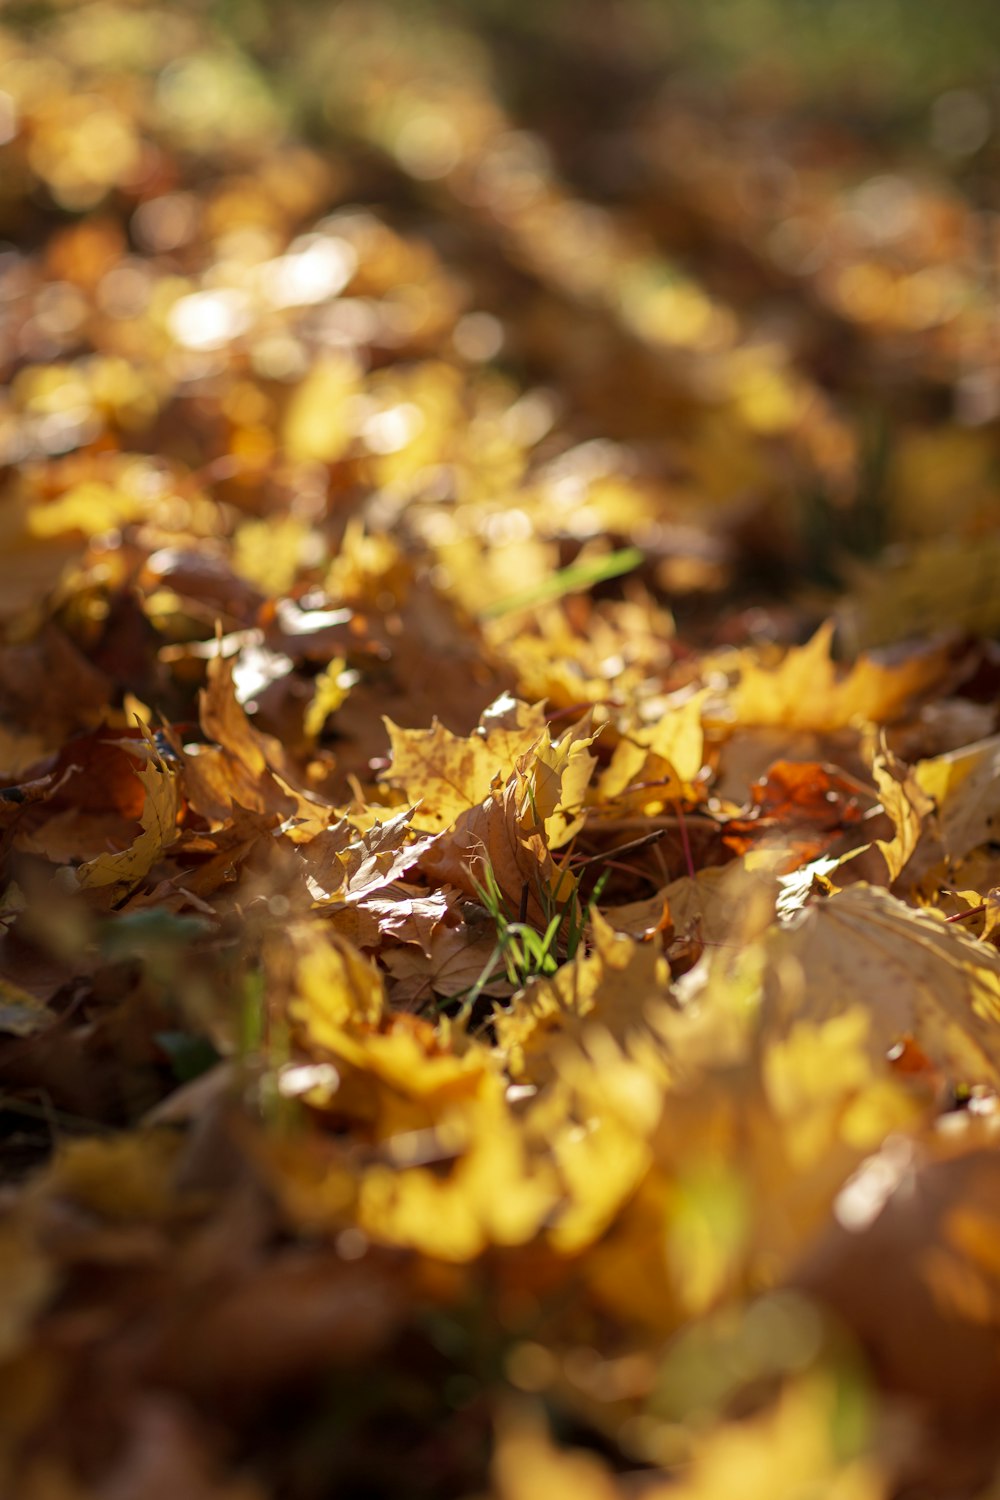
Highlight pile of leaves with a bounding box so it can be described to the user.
[2,2,1000,1495]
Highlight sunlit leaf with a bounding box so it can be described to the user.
[730,622,947,733]
[76,753,179,891]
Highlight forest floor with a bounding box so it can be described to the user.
[2,3,1000,1496]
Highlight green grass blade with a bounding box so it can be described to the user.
[481,547,644,619]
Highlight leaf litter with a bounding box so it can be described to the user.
[0,3,1000,1496]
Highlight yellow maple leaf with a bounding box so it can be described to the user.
[26,478,142,539]
[730,621,946,733]
[303,656,351,738]
[288,925,385,1045]
[283,352,361,463]
[299,806,435,907]
[232,515,313,597]
[358,1088,557,1260]
[661,1377,885,1500]
[904,734,1000,887]
[492,1404,623,1500]
[525,716,597,848]
[762,883,1000,1086]
[867,736,934,885]
[420,770,576,927]
[841,532,1000,651]
[599,689,708,807]
[382,696,547,833]
[76,754,179,891]
[497,909,670,1084]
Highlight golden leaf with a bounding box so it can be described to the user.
[599,689,708,806]
[358,1088,557,1260]
[303,656,351,738]
[420,772,575,927]
[492,1404,623,1500]
[232,515,312,597]
[762,883,1000,1086]
[382,696,547,833]
[27,478,141,539]
[300,806,434,908]
[868,737,934,884]
[189,651,320,822]
[730,621,946,733]
[76,754,179,891]
[526,716,597,848]
[841,532,1000,651]
[496,909,670,1084]
[662,1377,885,1500]
[289,926,385,1047]
[283,352,361,463]
[905,734,1000,886]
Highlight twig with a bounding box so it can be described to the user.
[945,904,987,923]
[674,799,696,880]
[571,827,671,869]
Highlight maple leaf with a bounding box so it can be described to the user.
[654,1376,886,1500]
[841,532,1000,650]
[420,766,576,928]
[381,694,547,832]
[522,713,598,848]
[598,689,708,808]
[496,908,671,1084]
[492,1404,624,1500]
[303,655,353,738]
[729,621,947,732]
[300,806,435,908]
[285,923,386,1047]
[0,493,81,626]
[357,1086,557,1260]
[544,1070,657,1254]
[76,752,179,893]
[381,912,506,1006]
[762,883,1000,1087]
[867,736,934,884]
[902,734,1000,888]
[187,650,328,824]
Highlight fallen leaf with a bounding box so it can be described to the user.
[496,908,670,1084]
[382,696,547,833]
[420,769,576,927]
[730,622,946,733]
[763,883,1000,1086]
[868,738,934,884]
[76,752,180,893]
[599,689,708,807]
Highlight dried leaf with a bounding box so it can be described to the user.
[420,770,576,927]
[763,884,1000,1086]
[599,690,708,806]
[731,622,946,733]
[868,738,934,884]
[497,909,670,1084]
[76,754,179,892]
[382,697,547,833]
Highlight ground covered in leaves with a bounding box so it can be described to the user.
[2,2,1000,1496]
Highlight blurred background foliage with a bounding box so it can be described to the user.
[1,0,995,644]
